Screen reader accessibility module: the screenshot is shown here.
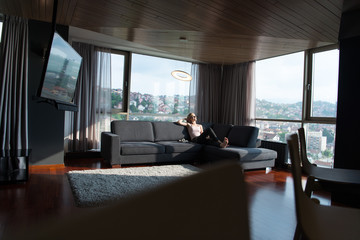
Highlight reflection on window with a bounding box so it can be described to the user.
[303,124,336,168]
[129,54,191,121]
[311,49,339,118]
[256,52,304,120]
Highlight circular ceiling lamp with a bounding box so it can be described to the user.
[171,70,192,81]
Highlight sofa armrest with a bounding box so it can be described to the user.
[256,139,261,148]
[227,126,259,148]
[101,132,120,166]
[260,140,288,168]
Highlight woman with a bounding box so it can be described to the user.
[177,113,229,148]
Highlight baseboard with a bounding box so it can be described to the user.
[65,150,102,159]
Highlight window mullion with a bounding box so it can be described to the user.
[303,50,313,123]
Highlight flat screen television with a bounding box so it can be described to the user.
[37,31,82,111]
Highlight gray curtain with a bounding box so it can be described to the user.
[220,62,255,126]
[0,15,29,150]
[191,63,222,123]
[64,42,111,152]
[193,61,255,126]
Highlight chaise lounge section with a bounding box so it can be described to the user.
[101,120,278,170]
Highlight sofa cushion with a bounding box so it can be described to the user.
[121,142,165,155]
[227,126,259,148]
[152,122,190,141]
[157,141,203,154]
[111,121,154,142]
[204,145,277,162]
[212,123,233,141]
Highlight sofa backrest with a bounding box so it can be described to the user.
[227,126,259,148]
[111,121,154,142]
[110,120,259,147]
[212,123,233,141]
[152,122,189,141]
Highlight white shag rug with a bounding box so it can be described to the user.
[67,164,200,207]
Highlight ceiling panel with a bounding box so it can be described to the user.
[0,0,344,64]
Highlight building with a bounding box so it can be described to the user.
[307,131,327,154]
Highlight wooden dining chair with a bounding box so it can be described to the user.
[298,127,360,198]
[287,133,360,240]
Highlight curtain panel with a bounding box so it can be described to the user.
[193,61,255,126]
[64,42,111,152]
[0,15,29,150]
[191,63,222,123]
[220,62,255,126]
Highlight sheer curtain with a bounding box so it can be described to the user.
[64,42,111,152]
[0,15,29,150]
[192,61,255,126]
[220,62,255,126]
[189,63,198,114]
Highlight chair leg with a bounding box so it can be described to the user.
[294,224,302,240]
[304,176,316,197]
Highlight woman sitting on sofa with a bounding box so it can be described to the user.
[177,113,229,148]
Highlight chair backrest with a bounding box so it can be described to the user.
[287,133,315,239]
[287,133,304,207]
[297,128,313,172]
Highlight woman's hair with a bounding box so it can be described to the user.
[186,113,196,123]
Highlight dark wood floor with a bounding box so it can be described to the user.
[0,158,333,240]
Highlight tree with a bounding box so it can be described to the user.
[172,103,179,114]
[111,93,122,108]
[278,132,286,142]
[129,104,138,113]
[322,128,334,144]
[322,149,333,158]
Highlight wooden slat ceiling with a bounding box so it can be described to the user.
[0,0,344,64]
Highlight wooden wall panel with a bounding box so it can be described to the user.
[0,0,343,64]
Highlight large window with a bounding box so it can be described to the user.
[256,46,339,167]
[256,52,304,120]
[110,51,128,121]
[307,48,339,119]
[129,53,191,121]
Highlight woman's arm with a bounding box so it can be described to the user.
[177,118,188,126]
[199,124,204,134]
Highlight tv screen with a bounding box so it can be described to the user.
[39,32,82,107]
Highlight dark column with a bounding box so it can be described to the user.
[332,7,360,206]
[28,20,69,165]
[335,9,360,170]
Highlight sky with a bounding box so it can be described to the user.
[256,50,339,104]
[111,48,339,103]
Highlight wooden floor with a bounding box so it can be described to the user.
[0,158,333,240]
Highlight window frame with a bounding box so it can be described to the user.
[256,45,339,127]
[107,48,130,119]
[303,44,338,125]
[255,45,340,167]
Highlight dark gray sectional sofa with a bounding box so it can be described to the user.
[101,120,277,170]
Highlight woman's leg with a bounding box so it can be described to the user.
[195,128,228,148]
